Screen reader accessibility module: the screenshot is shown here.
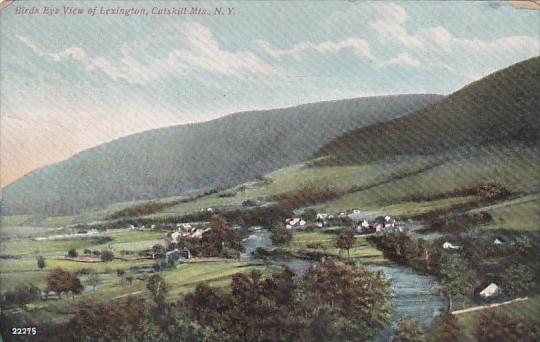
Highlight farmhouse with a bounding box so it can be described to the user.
[479,283,501,299]
[285,218,306,229]
[442,242,461,250]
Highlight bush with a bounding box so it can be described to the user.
[67,248,78,258]
[75,268,93,275]
[393,318,425,342]
[473,311,540,342]
[270,223,292,245]
[2,284,41,306]
[37,256,46,269]
[100,250,114,262]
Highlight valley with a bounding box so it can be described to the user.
[1,57,539,341]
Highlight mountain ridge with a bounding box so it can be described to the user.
[2,94,442,215]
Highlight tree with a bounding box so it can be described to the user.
[472,311,540,342]
[502,264,535,296]
[184,268,304,341]
[439,252,478,307]
[270,223,292,245]
[146,274,169,305]
[302,260,393,339]
[125,275,134,285]
[46,268,84,299]
[336,230,355,259]
[393,318,425,342]
[100,249,114,262]
[201,216,228,256]
[67,248,78,258]
[37,256,46,269]
[2,284,40,306]
[200,216,244,257]
[64,297,147,341]
[151,244,166,258]
[87,273,101,292]
[427,314,464,342]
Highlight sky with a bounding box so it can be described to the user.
[1,1,538,187]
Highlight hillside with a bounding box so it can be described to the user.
[317,57,540,163]
[1,94,442,216]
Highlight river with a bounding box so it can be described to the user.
[242,228,447,341]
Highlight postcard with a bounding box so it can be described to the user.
[1,1,539,341]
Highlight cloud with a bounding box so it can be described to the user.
[369,3,423,48]
[258,37,372,60]
[369,4,539,78]
[380,52,420,67]
[18,22,275,84]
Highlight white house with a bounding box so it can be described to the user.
[494,238,504,245]
[442,242,461,250]
[480,283,501,299]
[316,213,328,220]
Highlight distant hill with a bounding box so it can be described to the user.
[2,94,442,215]
[317,57,540,163]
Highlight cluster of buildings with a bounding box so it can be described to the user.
[285,217,307,229]
[166,223,211,244]
[355,215,405,234]
[129,224,155,231]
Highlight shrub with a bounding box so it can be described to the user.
[67,248,78,258]
[37,256,46,269]
[100,250,114,262]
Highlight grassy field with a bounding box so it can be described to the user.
[283,231,388,265]
[468,193,540,231]
[3,259,277,326]
[457,296,540,339]
[0,230,165,257]
[0,215,33,227]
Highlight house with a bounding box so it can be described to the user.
[480,283,501,299]
[361,220,370,229]
[164,248,191,266]
[493,237,505,245]
[285,218,304,227]
[375,223,384,232]
[442,242,461,250]
[316,213,328,220]
[315,222,324,228]
[177,223,192,231]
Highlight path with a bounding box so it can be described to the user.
[452,297,528,315]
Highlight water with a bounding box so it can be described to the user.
[370,265,448,341]
[243,229,447,341]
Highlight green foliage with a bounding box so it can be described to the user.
[37,256,46,269]
[501,264,536,296]
[1,284,40,306]
[426,314,464,342]
[439,253,478,305]
[46,268,83,298]
[270,223,292,245]
[184,260,392,341]
[67,248,78,258]
[100,249,114,262]
[87,273,101,292]
[393,318,425,342]
[147,274,169,304]
[63,297,147,341]
[472,311,540,342]
[336,230,355,259]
